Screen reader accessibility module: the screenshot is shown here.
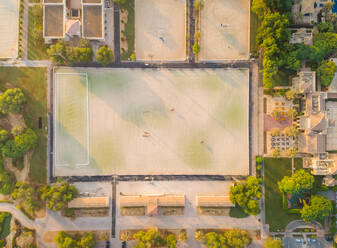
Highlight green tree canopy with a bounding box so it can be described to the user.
[55,231,96,248]
[0,130,8,147]
[133,228,167,248]
[203,230,252,248]
[2,140,24,159]
[230,177,262,215]
[40,180,78,211]
[278,169,314,195]
[0,88,26,114]
[318,22,334,33]
[14,128,38,153]
[11,181,41,216]
[265,237,284,248]
[0,169,11,195]
[301,195,333,222]
[96,46,113,66]
[317,60,337,87]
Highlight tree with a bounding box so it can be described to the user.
[0,170,11,195]
[195,230,205,242]
[96,46,113,66]
[301,195,332,222]
[40,180,78,211]
[178,229,187,242]
[252,0,268,19]
[285,147,298,158]
[55,231,96,248]
[0,88,26,114]
[204,232,222,248]
[193,43,200,55]
[230,177,262,216]
[318,22,334,33]
[11,126,25,136]
[47,40,68,64]
[223,229,252,248]
[271,128,281,136]
[12,181,41,216]
[278,169,314,195]
[271,148,281,158]
[2,140,24,159]
[133,228,166,248]
[166,234,177,248]
[271,110,281,119]
[317,60,337,87]
[78,38,91,48]
[284,126,298,138]
[14,128,37,153]
[194,0,204,11]
[285,108,297,118]
[0,130,8,147]
[285,89,296,100]
[130,53,136,61]
[313,33,337,59]
[265,237,284,248]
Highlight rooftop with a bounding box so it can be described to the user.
[44,5,64,38]
[82,5,103,39]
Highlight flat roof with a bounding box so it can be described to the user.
[82,5,103,39]
[44,5,64,38]
[82,0,101,3]
[120,195,185,207]
[0,0,19,58]
[44,0,63,3]
[68,197,109,208]
[54,67,250,177]
[197,195,234,207]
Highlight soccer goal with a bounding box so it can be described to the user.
[54,72,90,167]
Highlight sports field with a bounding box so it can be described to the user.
[54,68,249,176]
[0,0,19,58]
[199,0,250,61]
[135,0,186,61]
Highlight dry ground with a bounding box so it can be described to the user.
[135,0,186,61]
[54,67,249,176]
[199,0,250,61]
[0,0,19,58]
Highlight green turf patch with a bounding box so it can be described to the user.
[264,157,300,232]
[273,70,296,87]
[0,67,47,184]
[229,206,249,218]
[28,6,48,60]
[0,213,11,239]
[249,9,260,54]
[120,0,135,60]
[294,158,303,171]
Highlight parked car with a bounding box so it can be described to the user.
[122,241,126,248]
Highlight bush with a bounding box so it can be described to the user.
[55,231,96,248]
[192,43,200,55]
[317,60,337,87]
[130,53,136,61]
[14,128,38,153]
[12,181,41,216]
[0,171,12,195]
[256,156,263,164]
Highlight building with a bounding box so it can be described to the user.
[292,0,331,24]
[290,28,313,46]
[43,0,105,42]
[293,69,337,183]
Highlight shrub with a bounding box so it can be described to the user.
[0,88,26,114]
[192,43,200,55]
[96,46,114,66]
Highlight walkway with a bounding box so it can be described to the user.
[0,203,35,229]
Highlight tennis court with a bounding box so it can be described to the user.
[199,0,250,61]
[135,0,186,61]
[0,0,19,58]
[54,67,249,176]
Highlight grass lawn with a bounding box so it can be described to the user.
[250,9,260,54]
[120,0,135,60]
[0,214,11,239]
[28,6,48,60]
[229,206,249,218]
[29,0,40,2]
[0,67,47,184]
[294,158,303,171]
[264,157,300,232]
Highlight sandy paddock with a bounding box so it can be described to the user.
[199,0,250,61]
[135,0,186,61]
[0,0,19,58]
[54,67,249,176]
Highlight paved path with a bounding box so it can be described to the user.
[22,0,29,60]
[0,60,51,67]
[113,2,120,63]
[0,203,35,229]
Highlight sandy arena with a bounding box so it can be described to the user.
[135,0,186,61]
[54,67,249,176]
[199,0,250,61]
[0,0,19,58]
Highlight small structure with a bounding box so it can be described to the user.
[292,0,327,24]
[43,0,105,41]
[292,69,316,95]
[290,28,313,45]
[120,194,185,216]
[68,196,109,208]
[196,195,234,208]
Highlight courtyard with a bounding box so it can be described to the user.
[53,67,250,176]
[199,0,250,61]
[135,0,186,61]
[0,0,19,58]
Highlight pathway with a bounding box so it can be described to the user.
[0,203,35,229]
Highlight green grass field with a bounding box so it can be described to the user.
[0,67,47,184]
[120,0,135,60]
[250,9,260,54]
[28,6,48,60]
[0,214,11,239]
[264,158,301,232]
